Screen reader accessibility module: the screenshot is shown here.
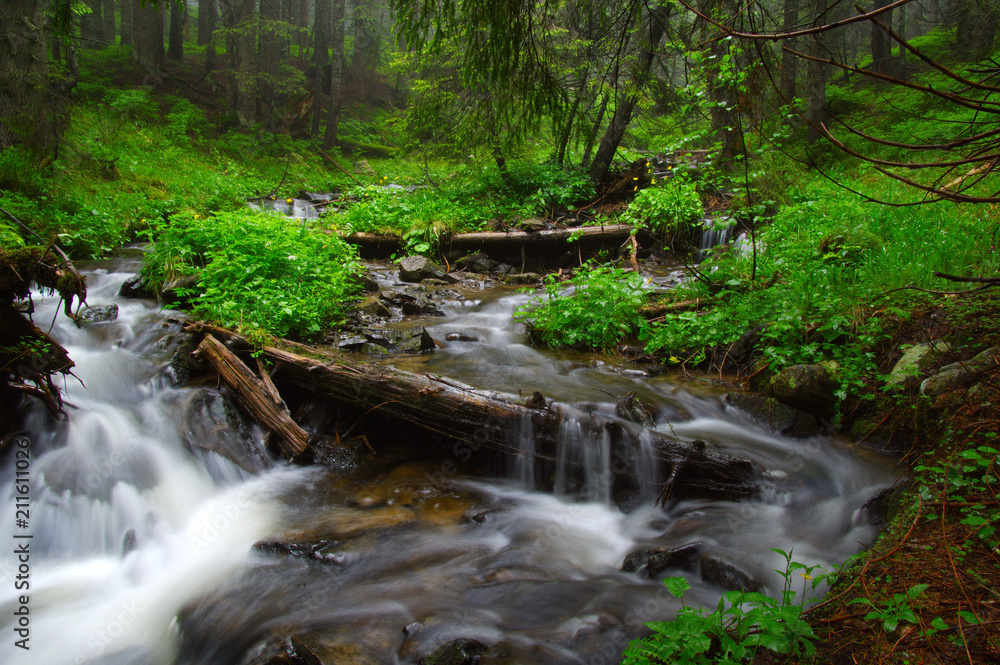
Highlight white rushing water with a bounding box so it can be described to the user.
[0,263,896,665]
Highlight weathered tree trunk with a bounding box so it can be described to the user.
[870,0,892,75]
[121,0,133,47]
[219,0,257,126]
[322,0,345,148]
[197,0,212,44]
[102,0,116,44]
[707,39,743,169]
[311,0,332,136]
[168,0,185,60]
[259,0,283,113]
[204,0,217,72]
[806,0,828,144]
[780,0,798,103]
[0,0,58,156]
[81,0,103,46]
[589,5,670,186]
[186,324,761,502]
[131,0,164,74]
[195,335,310,460]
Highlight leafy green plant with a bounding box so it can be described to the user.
[849,584,943,634]
[142,209,362,338]
[624,170,704,241]
[515,264,648,350]
[622,550,819,665]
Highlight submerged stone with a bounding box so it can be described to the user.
[79,303,119,324]
[723,392,818,437]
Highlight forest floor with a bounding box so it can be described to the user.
[785,290,1000,665]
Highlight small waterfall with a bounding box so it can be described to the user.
[698,217,735,261]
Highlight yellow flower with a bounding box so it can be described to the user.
[800,573,813,581]
[632,176,639,180]
[669,355,681,364]
[286,198,293,203]
[193,214,199,220]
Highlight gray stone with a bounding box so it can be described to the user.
[445,332,479,342]
[356,296,391,318]
[723,392,818,437]
[399,255,441,283]
[505,272,542,285]
[337,335,368,351]
[646,542,703,577]
[418,638,490,665]
[397,327,436,354]
[699,555,761,592]
[768,364,839,420]
[886,341,951,392]
[454,252,498,274]
[79,303,119,324]
[160,274,200,305]
[118,275,154,298]
[350,272,380,293]
[921,346,1000,396]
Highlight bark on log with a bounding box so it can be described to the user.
[195,335,310,460]
[187,323,761,501]
[343,225,636,265]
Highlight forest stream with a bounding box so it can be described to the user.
[0,256,897,665]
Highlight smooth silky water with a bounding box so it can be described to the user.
[0,262,897,665]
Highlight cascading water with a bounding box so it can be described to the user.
[1,260,896,665]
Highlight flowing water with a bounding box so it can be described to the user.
[0,259,896,665]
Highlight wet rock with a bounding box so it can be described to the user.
[357,296,392,318]
[397,327,436,353]
[274,505,415,541]
[920,346,1000,397]
[621,542,703,576]
[504,272,542,285]
[524,391,547,410]
[310,436,376,471]
[291,635,380,665]
[768,364,838,420]
[166,338,207,384]
[399,256,442,283]
[179,389,273,474]
[885,341,950,392]
[418,638,490,665]
[445,332,479,342]
[119,274,155,298]
[337,335,368,351]
[252,540,344,565]
[454,252,498,274]
[647,542,703,577]
[80,303,119,324]
[723,392,818,438]
[401,298,445,317]
[699,555,761,592]
[159,274,200,306]
[351,273,381,293]
[860,487,896,527]
[121,528,137,557]
[416,494,477,527]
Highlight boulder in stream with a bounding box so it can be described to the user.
[80,303,119,324]
[768,364,839,421]
[723,392,818,438]
[699,555,761,592]
[418,638,491,665]
[399,256,445,283]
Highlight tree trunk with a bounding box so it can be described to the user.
[82,0,103,47]
[102,0,116,44]
[897,1,907,81]
[219,0,258,126]
[780,0,798,103]
[121,0,133,47]
[131,0,164,74]
[197,0,211,44]
[322,0,345,148]
[0,0,57,155]
[311,0,331,136]
[168,0,185,60]
[259,0,284,114]
[588,5,670,186]
[870,0,892,75]
[806,0,828,144]
[707,39,743,169]
[204,0,217,72]
[186,323,762,503]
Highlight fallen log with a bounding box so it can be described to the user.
[186,323,761,501]
[195,335,310,460]
[343,225,637,266]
